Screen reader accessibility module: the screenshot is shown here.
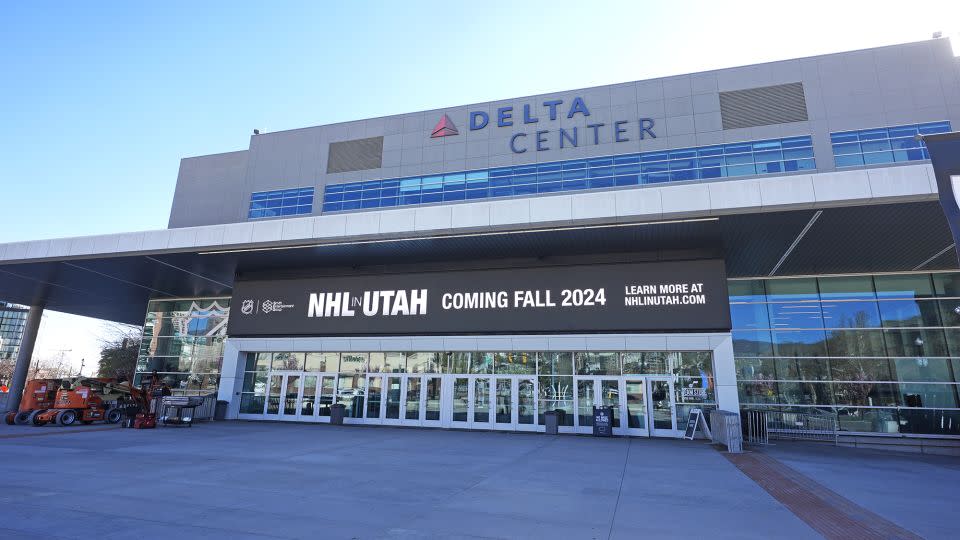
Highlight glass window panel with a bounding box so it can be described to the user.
[271,352,304,371]
[932,273,960,297]
[773,330,828,357]
[575,352,620,375]
[766,278,819,301]
[768,302,824,328]
[862,151,894,165]
[730,303,770,329]
[673,352,713,378]
[830,132,859,144]
[724,153,755,166]
[898,383,959,408]
[735,357,778,380]
[614,174,640,186]
[875,274,934,298]
[728,280,766,302]
[449,352,470,374]
[830,358,892,381]
[775,357,831,381]
[622,352,669,374]
[899,408,960,435]
[778,382,833,405]
[860,140,892,153]
[247,352,271,371]
[834,154,864,167]
[305,352,339,372]
[837,407,901,433]
[733,330,774,356]
[819,299,880,328]
[538,352,573,375]
[494,352,536,374]
[726,164,757,177]
[471,352,494,374]
[918,121,951,134]
[407,352,443,373]
[339,353,368,374]
[817,276,875,300]
[737,381,779,404]
[891,358,959,383]
[833,382,898,406]
[883,328,949,357]
[827,330,887,356]
[878,299,942,327]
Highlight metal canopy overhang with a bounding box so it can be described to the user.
[0,201,954,325]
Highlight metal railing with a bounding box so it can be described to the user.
[742,409,838,445]
[150,393,217,421]
[710,410,743,453]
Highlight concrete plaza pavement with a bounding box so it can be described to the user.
[0,421,946,539]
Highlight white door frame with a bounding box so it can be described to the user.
[620,377,650,437]
[573,376,623,434]
[364,373,386,424]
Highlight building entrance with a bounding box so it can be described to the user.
[240,350,714,438]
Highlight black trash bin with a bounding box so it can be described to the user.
[214,400,229,421]
[544,411,559,435]
[330,403,346,425]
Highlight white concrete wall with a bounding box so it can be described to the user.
[0,164,938,264]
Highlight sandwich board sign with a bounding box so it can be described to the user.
[683,408,712,440]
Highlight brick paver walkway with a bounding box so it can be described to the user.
[725,451,921,540]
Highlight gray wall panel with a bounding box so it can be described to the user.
[166,38,960,228]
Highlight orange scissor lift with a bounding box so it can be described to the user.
[4,377,151,427]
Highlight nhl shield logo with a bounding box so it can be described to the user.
[241,299,255,315]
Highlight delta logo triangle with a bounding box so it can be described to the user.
[430,114,459,138]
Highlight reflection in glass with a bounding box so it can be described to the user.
[305,352,339,372]
[575,352,620,375]
[650,380,673,430]
[266,375,282,414]
[538,352,573,376]
[385,377,401,419]
[471,354,494,374]
[600,379,620,427]
[366,376,383,419]
[496,378,512,423]
[625,381,646,429]
[577,380,595,427]
[453,378,469,422]
[425,377,442,420]
[495,352,536,374]
[283,375,298,415]
[518,379,535,424]
[300,375,317,416]
[317,376,335,416]
[474,378,490,422]
[449,353,470,374]
[538,376,574,426]
[336,374,365,417]
[405,377,421,420]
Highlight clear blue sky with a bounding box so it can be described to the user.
[0,1,957,368]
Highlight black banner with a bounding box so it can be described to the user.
[227,259,730,337]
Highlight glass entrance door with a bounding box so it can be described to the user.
[365,375,385,424]
[299,375,318,420]
[622,379,649,436]
[449,376,494,429]
[647,377,677,437]
[574,378,621,434]
[264,372,303,420]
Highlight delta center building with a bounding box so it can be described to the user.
[2,38,960,449]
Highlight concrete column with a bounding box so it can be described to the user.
[711,333,740,413]
[5,304,44,413]
[217,338,245,419]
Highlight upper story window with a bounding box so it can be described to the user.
[248,187,314,219]
[321,136,815,213]
[831,121,951,168]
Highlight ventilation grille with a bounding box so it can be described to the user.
[719,83,808,129]
[326,136,383,174]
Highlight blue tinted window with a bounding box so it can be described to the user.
[317,135,819,213]
[831,121,951,168]
[249,186,315,218]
